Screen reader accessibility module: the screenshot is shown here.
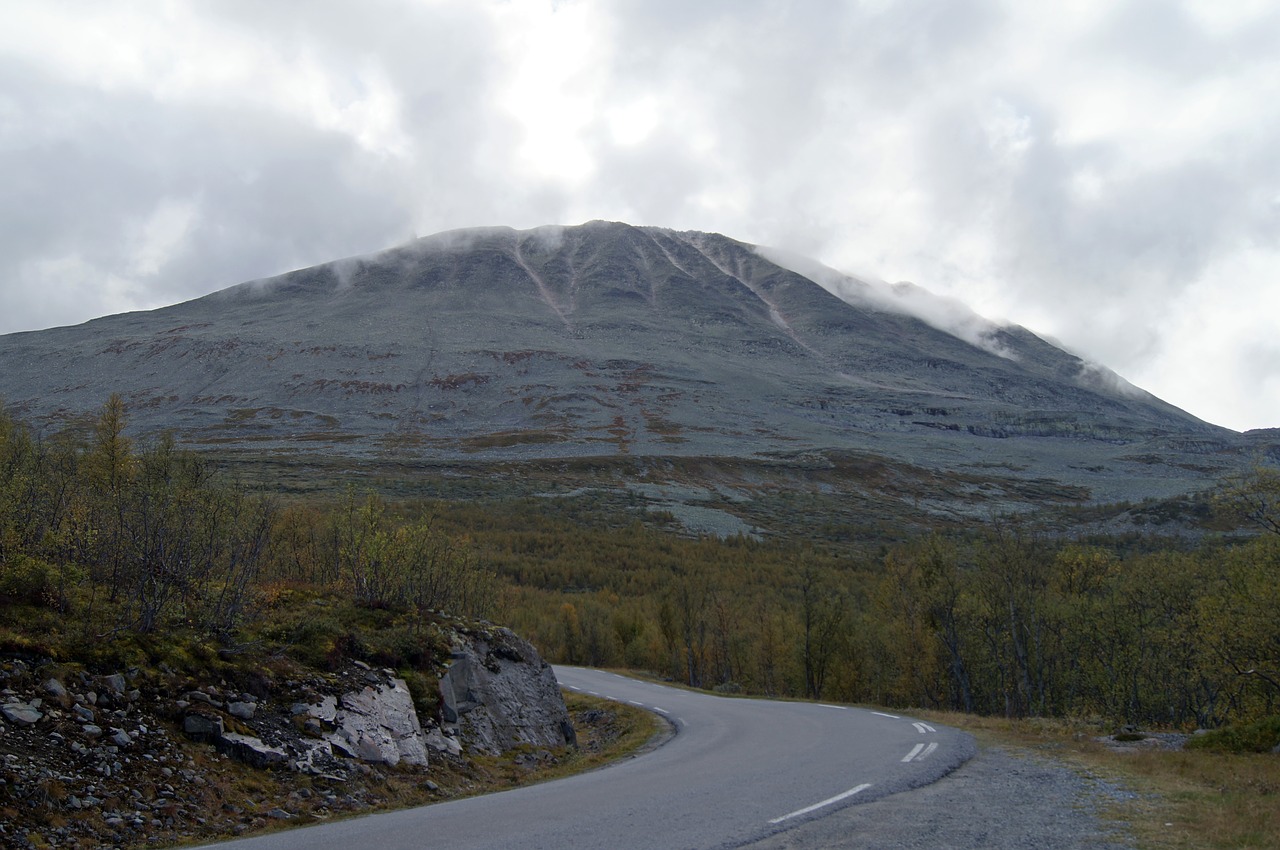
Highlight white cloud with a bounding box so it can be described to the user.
[0,0,1278,430]
[757,246,1017,359]
[128,198,200,277]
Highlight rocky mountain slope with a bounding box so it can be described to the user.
[0,221,1269,504]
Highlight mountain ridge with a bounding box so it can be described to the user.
[0,220,1260,504]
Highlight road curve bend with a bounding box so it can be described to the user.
[192,667,973,850]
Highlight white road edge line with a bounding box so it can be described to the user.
[917,742,938,761]
[653,707,669,714]
[768,783,873,824]
[920,722,936,733]
[872,711,899,719]
[817,704,848,711]
[912,722,927,734]
[902,743,925,762]
[629,700,644,706]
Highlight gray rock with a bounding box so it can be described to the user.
[310,694,338,722]
[217,733,288,769]
[439,628,574,755]
[425,727,463,756]
[292,740,343,776]
[43,678,68,699]
[110,729,132,748]
[227,701,256,720]
[73,704,95,723]
[327,679,428,767]
[182,713,224,742]
[102,673,127,694]
[354,734,386,762]
[81,724,102,738]
[1,702,42,726]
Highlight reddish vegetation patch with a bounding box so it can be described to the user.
[430,374,491,391]
[309,379,406,395]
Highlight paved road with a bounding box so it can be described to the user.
[193,667,973,850]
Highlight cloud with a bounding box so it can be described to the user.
[756,246,1017,359]
[0,0,1277,430]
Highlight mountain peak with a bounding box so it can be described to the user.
[0,222,1241,502]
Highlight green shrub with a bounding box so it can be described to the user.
[0,555,57,607]
[399,667,442,718]
[260,610,345,669]
[1187,716,1280,754]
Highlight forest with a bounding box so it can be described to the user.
[1,397,1277,731]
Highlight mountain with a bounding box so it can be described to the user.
[0,221,1265,506]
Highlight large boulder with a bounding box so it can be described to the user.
[2,701,42,726]
[439,628,575,755]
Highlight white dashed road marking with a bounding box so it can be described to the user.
[768,784,873,824]
[902,742,938,762]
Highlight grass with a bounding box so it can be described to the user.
[913,709,1280,850]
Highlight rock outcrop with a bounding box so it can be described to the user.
[439,627,576,754]
[315,676,429,768]
[169,630,571,773]
[0,625,575,849]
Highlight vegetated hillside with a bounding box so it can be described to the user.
[5,396,1276,741]
[0,221,1270,511]
[0,402,652,850]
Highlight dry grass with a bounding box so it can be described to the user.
[913,709,1280,850]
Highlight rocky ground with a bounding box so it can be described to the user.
[0,631,612,850]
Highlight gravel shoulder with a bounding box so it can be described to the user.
[740,741,1139,850]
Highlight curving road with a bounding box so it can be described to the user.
[193,667,973,850]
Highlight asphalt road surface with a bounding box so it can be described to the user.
[192,667,974,850]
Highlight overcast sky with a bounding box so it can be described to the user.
[3,1,1278,431]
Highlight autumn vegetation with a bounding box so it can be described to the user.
[2,396,1278,742]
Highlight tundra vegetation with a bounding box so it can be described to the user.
[2,398,1278,727]
[2,398,1278,848]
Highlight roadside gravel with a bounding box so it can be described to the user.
[741,742,1139,850]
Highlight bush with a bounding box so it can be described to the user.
[399,667,442,718]
[0,555,58,607]
[261,610,345,669]
[1187,716,1280,754]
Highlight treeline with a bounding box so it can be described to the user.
[0,397,494,647]
[2,397,1277,730]
[446,480,1280,729]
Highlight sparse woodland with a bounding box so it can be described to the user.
[2,397,1278,734]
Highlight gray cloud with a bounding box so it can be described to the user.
[1,0,1278,430]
